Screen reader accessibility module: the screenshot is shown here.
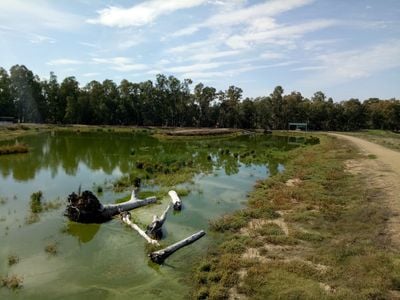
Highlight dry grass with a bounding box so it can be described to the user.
[0,274,23,290]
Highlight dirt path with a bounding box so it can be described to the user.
[329,133,400,249]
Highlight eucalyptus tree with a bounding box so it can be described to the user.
[239,98,256,129]
[9,65,42,123]
[60,77,80,124]
[118,79,142,125]
[268,86,284,129]
[341,98,365,130]
[194,83,217,127]
[282,91,305,127]
[42,72,60,123]
[102,79,119,124]
[0,67,15,117]
[219,85,242,128]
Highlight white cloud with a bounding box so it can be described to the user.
[190,50,240,62]
[0,25,56,44]
[30,34,56,44]
[167,40,213,54]
[298,40,400,86]
[87,0,207,28]
[166,62,223,73]
[47,59,82,66]
[0,0,81,30]
[318,40,400,79]
[82,72,100,77]
[178,61,297,81]
[92,57,148,72]
[260,52,285,60]
[225,19,337,49]
[302,39,340,51]
[173,0,315,36]
[291,66,327,71]
[79,42,99,49]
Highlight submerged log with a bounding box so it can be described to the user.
[149,230,206,264]
[168,190,182,211]
[65,190,156,223]
[121,211,159,245]
[146,204,170,239]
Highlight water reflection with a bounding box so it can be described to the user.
[0,132,317,182]
[66,222,101,244]
[0,132,319,300]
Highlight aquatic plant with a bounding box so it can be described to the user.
[7,255,19,266]
[30,191,43,213]
[0,274,23,289]
[0,197,7,205]
[45,242,58,255]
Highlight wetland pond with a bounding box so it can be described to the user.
[0,130,316,299]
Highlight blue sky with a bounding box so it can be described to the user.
[0,0,399,100]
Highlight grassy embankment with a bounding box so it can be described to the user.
[191,134,400,299]
[0,124,150,141]
[345,130,400,152]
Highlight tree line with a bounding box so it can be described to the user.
[0,65,399,131]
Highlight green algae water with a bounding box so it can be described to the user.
[0,131,314,299]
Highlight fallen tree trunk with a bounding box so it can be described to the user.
[168,190,182,211]
[149,230,206,264]
[146,204,170,239]
[65,190,156,223]
[121,211,159,245]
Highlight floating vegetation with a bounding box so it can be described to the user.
[45,242,58,255]
[97,186,103,193]
[42,199,62,211]
[25,213,40,224]
[26,192,61,224]
[30,191,43,213]
[0,274,23,290]
[0,144,29,155]
[7,255,19,266]
[0,197,7,205]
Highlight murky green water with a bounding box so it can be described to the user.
[0,131,310,299]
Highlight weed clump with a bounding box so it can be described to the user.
[45,242,58,255]
[97,186,103,193]
[7,255,19,266]
[0,197,7,205]
[30,191,43,213]
[0,275,23,290]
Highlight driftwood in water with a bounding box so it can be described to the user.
[121,211,159,245]
[146,204,170,239]
[149,230,206,264]
[168,190,182,211]
[65,190,156,223]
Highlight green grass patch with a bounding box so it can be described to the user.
[190,135,400,299]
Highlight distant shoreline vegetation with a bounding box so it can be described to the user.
[0,65,399,131]
[0,144,28,155]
